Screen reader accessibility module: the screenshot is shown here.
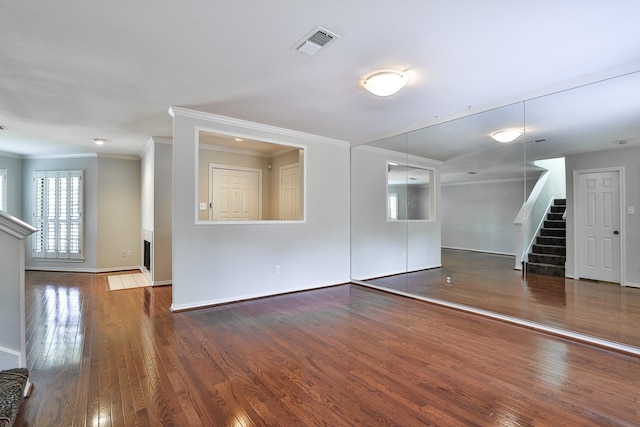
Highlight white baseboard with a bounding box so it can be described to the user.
[26,265,143,273]
[170,281,341,312]
[152,280,172,287]
[0,345,22,371]
[441,246,515,256]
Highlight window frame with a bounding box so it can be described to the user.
[32,170,84,260]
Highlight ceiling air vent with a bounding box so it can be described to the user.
[294,26,339,56]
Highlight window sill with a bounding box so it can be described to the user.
[32,257,86,263]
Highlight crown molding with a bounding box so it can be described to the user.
[169,106,350,148]
[24,153,97,160]
[0,211,37,240]
[0,150,24,159]
[352,144,443,166]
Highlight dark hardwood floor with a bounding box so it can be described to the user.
[17,270,640,426]
[365,249,640,349]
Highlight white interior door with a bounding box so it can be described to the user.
[578,170,621,282]
[280,163,300,220]
[210,166,261,221]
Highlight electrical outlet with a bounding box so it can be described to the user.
[274,265,280,274]
[127,249,132,257]
[445,274,453,285]
[199,202,207,211]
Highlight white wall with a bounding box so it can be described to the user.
[565,146,640,286]
[170,108,350,310]
[442,178,525,255]
[0,153,23,218]
[351,145,442,280]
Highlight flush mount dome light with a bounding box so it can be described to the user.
[93,138,106,145]
[491,129,522,143]
[363,70,407,96]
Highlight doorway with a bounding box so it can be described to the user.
[279,163,300,220]
[574,168,623,283]
[209,165,262,221]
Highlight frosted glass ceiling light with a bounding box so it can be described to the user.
[491,129,522,143]
[93,138,106,145]
[363,70,407,96]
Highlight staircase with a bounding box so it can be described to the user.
[526,199,566,277]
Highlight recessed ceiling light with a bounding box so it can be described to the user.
[491,129,522,143]
[0,125,6,131]
[614,139,628,145]
[234,138,243,142]
[94,138,106,145]
[363,70,407,97]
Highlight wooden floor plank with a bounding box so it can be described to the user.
[367,248,640,348]
[15,270,640,426]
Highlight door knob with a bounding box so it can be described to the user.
[614,230,619,235]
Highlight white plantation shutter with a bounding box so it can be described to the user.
[33,171,83,259]
[0,169,6,211]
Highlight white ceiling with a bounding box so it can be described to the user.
[2,1,640,159]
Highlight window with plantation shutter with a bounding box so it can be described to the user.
[0,169,6,212]
[33,170,83,259]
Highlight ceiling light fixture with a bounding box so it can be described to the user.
[94,138,106,145]
[363,70,407,97]
[234,138,244,142]
[491,129,522,143]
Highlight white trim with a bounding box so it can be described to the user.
[0,345,21,357]
[25,153,98,160]
[572,166,625,285]
[26,265,142,273]
[200,142,272,158]
[0,345,22,369]
[169,281,341,312]
[170,106,350,147]
[353,281,640,356]
[440,246,515,257]
[353,144,443,166]
[443,176,534,187]
[0,150,24,159]
[151,136,172,145]
[0,210,37,240]
[195,126,307,153]
[96,153,140,161]
[151,280,172,287]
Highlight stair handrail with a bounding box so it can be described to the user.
[514,171,553,269]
